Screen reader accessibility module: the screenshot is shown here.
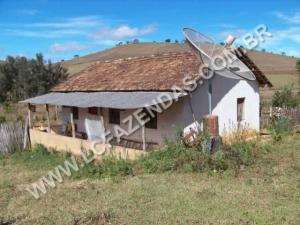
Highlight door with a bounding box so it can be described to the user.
[85,113,106,142]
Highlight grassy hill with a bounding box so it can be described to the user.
[61,42,299,90]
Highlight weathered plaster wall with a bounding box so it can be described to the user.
[61,75,260,145]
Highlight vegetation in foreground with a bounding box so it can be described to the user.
[0,128,299,224]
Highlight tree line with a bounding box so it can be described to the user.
[0,54,68,103]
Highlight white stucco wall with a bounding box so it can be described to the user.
[60,75,260,145]
[210,76,260,134]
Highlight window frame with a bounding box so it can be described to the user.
[109,108,120,125]
[72,107,79,120]
[143,109,158,129]
[88,107,98,115]
[237,97,245,122]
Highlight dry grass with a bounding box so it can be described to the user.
[0,134,299,225]
[265,74,299,89]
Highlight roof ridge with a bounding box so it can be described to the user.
[89,51,194,66]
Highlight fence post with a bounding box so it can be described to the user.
[45,104,51,133]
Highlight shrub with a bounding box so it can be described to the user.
[224,141,257,167]
[6,129,265,179]
[0,115,6,124]
[100,157,134,177]
[269,116,294,142]
[3,103,14,113]
[72,156,134,179]
[271,85,299,108]
[11,144,68,170]
[139,132,230,173]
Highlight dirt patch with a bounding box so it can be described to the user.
[0,218,15,225]
[73,211,116,225]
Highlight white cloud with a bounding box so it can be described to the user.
[259,27,300,57]
[263,27,300,46]
[27,16,102,29]
[3,16,156,43]
[3,16,102,39]
[50,42,89,53]
[275,12,300,24]
[90,24,156,41]
[5,29,86,38]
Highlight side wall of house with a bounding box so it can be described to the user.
[210,75,260,134]
[62,75,259,145]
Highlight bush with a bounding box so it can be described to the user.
[0,115,6,124]
[138,132,255,174]
[224,141,257,167]
[7,130,265,179]
[269,116,294,142]
[72,155,134,179]
[11,144,68,170]
[271,85,299,108]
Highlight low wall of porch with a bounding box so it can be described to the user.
[29,129,146,160]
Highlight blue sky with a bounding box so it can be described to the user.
[0,0,299,61]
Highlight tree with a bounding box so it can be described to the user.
[133,39,139,44]
[165,39,171,43]
[296,60,300,74]
[271,85,299,108]
[0,54,68,103]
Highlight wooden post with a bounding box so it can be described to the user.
[55,105,59,121]
[142,125,146,151]
[188,93,196,123]
[70,112,76,138]
[27,103,32,129]
[203,115,219,137]
[45,104,51,133]
[25,104,32,149]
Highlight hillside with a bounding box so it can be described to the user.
[62,43,187,75]
[61,42,299,89]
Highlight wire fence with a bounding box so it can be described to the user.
[0,122,26,155]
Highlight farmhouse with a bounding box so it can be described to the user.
[21,43,272,157]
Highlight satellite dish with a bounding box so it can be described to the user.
[182,27,256,81]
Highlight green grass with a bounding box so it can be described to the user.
[0,134,299,225]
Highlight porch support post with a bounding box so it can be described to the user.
[45,104,51,133]
[70,112,76,138]
[27,103,32,129]
[142,125,146,151]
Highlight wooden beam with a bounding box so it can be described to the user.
[45,104,51,133]
[70,112,76,138]
[27,103,32,129]
[142,125,146,151]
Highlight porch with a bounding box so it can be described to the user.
[21,91,182,155]
[29,129,146,160]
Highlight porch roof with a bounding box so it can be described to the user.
[20,91,185,109]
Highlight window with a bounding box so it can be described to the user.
[109,109,120,124]
[143,109,157,129]
[237,98,245,122]
[88,107,98,115]
[72,107,79,120]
